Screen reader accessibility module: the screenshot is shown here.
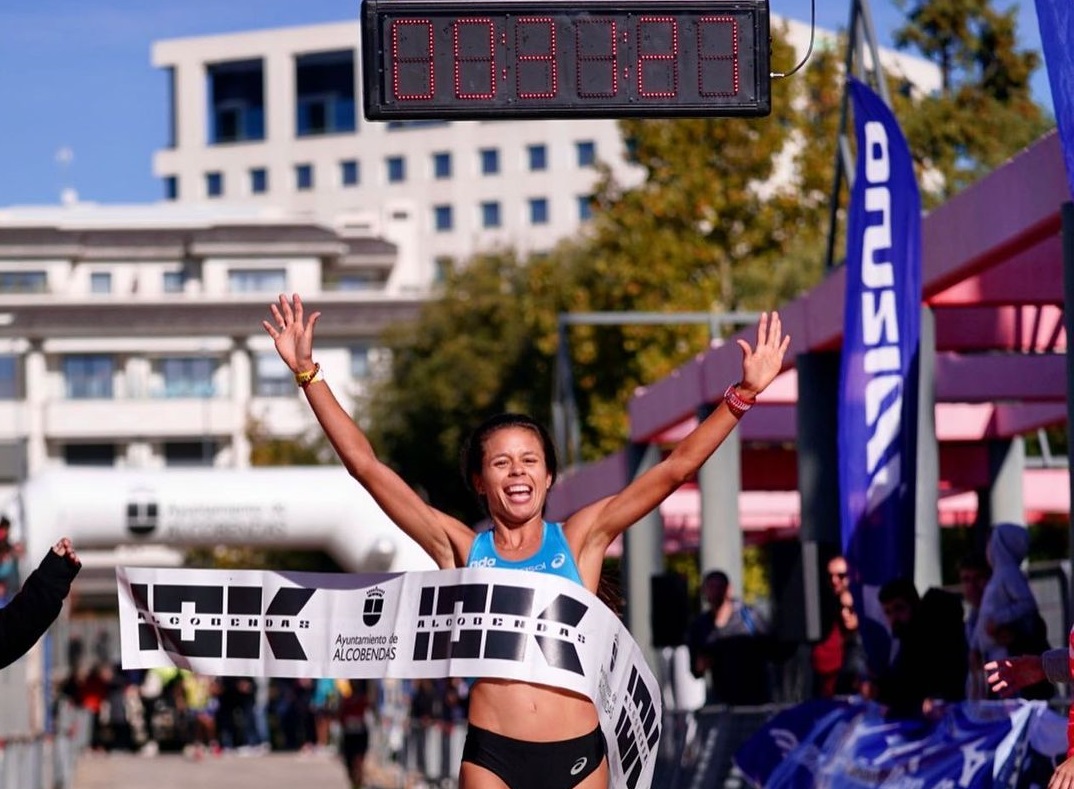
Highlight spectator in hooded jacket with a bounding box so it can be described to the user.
[969,522,1042,666]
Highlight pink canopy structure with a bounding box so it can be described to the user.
[547,130,1070,537]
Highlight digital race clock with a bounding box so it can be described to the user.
[360,0,771,120]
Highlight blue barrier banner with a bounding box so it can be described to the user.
[1035,0,1074,199]
[735,700,1066,788]
[838,78,922,673]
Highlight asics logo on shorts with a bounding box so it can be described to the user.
[571,757,588,775]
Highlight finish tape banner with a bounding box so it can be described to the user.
[117,565,661,789]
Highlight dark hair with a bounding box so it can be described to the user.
[878,577,920,607]
[460,413,558,499]
[958,550,990,574]
[702,570,730,588]
[701,570,731,605]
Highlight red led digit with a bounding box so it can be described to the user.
[453,18,496,100]
[515,18,557,99]
[636,17,679,98]
[698,17,740,96]
[576,19,618,98]
[391,19,435,101]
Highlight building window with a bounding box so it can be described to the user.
[434,204,453,232]
[577,195,594,221]
[527,144,547,171]
[576,140,596,167]
[90,272,112,294]
[386,156,406,183]
[228,269,286,293]
[164,67,177,149]
[433,152,452,179]
[0,355,18,400]
[295,163,314,191]
[0,271,46,294]
[164,175,178,201]
[164,441,215,467]
[386,120,448,130]
[163,270,186,294]
[351,343,372,379]
[335,273,381,291]
[250,167,268,194]
[480,148,500,175]
[64,355,114,399]
[254,352,292,396]
[433,256,453,284]
[160,357,214,398]
[340,159,360,186]
[64,443,116,467]
[481,201,501,228]
[208,59,265,144]
[295,50,357,136]
[206,171,224,197]
[529,197,549,225]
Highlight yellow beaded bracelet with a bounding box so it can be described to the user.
[294,362,320,386]
[300,368,324,389]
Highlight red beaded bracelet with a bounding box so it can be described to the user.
[723,383,754,419]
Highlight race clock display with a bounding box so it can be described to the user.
[361,0,771,119]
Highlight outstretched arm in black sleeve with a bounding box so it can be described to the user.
[0,538,81,669]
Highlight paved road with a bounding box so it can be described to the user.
[73,749,356,789]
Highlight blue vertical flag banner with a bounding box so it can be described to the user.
[1035,0,1074,199]
[837,78,922,673]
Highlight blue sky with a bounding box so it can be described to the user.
[0,0,1049,208]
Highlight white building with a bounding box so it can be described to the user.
[0,203,423,500]
[151,21,644,294]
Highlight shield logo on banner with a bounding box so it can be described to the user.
[363,587,384,626]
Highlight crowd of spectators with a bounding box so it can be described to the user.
[684,521,1055,719]
[55,634,470,786]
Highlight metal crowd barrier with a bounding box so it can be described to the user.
[401,721,466,788]
[0,701,92,789]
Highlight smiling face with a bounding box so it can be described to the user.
[472,426,554,524]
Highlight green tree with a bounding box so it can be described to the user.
[365,249,570,522]
[558,29,841,449]
[247,415,330,466]
[892,0,1052,202]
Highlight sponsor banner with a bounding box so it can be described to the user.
[117,565,660,789]
[1034,0,1074,199]
[735,699,1066,788]
[838,77,922,673]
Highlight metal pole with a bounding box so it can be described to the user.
[823,0,892,271]
[823,0,860,270]
[914,305,941,591]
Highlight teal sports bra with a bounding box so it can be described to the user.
[465,521,583,585]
